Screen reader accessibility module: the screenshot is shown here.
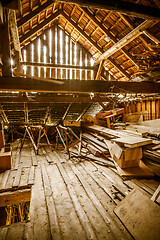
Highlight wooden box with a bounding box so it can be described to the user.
[0,151,12,170]
[110,142,142,168]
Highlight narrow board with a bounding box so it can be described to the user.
[114,160,154,178]
[112,136,152,148]
[114,189,160,240]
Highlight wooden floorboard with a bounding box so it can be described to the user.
[0,140,159,239]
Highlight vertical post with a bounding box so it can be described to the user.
[1,9,12,76]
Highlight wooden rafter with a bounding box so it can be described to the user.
[20,10,61,44]
[95,60,105,80]
[61,11,130,79]
[22,61,95,70]
[60,0,160,20]
[0,77,160,93]
[118,13,159,51]
[9,9,23,72]
[95,19,155,64]
[17,0,54,27]
[0,96,118,103]
[0,104,9,124]
[62,103,72,121]
[81,8,139,68]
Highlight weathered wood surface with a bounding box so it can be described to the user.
[114,189,160,240]
[0,140,159,239]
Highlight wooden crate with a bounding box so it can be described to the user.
[110,142,142,168]
[0,151,12,170]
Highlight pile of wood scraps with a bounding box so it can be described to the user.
[96,108,125,128]
[84,125,154,179]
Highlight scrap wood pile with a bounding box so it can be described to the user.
[67,124,160,179]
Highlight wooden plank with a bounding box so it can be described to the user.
[12,166,22,188]
[17,0,54,27]
[114,189,160,240]
[27,165,50,239]
[60,0,160,20]
[6,222,25,240]
[112,136,152,148]
[20,10,61,44]
[0,188,31,207]
[53,151,96,240]
[1,77,160,93]
[69,160,128,240]
[151,185,160,203]
[0,170,10,190]
[80,162,119,204]
[28,166,35,185]
[40,162,62,240]
[114,160,154,179]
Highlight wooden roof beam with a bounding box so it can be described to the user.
[118,13,159,51]
[0,95,117,103]
[62,103,72,121]
[20,10,61,44]
[95,19,155,65]
[81,8,139,68]
[22,61,95,70]
[60,0,160,20]
[0,77,160,93]
[9,9,23,72]
[17,0,54,27]
[61,11,130,79]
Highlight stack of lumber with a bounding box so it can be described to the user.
[96,108,125,128]
[69,131,115,168]
[85,125,154,178]
[0,122,12,170]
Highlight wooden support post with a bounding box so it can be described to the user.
[1,9,12,76]
[8,9,23,73]
[56,126,67,151]
[95,60,105,80]
[62,103,72,121]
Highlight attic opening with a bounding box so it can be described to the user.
[0,188,31,227]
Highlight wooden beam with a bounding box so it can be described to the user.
[95,60,104,80]
[20,10,61,44]
[61,11,130,79]
[9,9,23,73]
[22,61,95,70]
[0,76,160,93]
[119,13,159,51]
[76,104,91,121]
[0,1,3,24]
[60,0,160,20]
[62,103,72,121]
[81,8,139,68]
[0,95,117,103]
[0,189,31,207]
[17,0,54,27]
[0,104,9,124]
[95,19,154,64]
[143,30,160,44]
[1,9,12,76]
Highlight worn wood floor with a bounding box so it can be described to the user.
[0,140,159,240]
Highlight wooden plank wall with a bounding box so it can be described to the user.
[124,99,160,120]
[22,24,94,80]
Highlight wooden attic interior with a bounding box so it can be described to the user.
[0,0,160,239]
